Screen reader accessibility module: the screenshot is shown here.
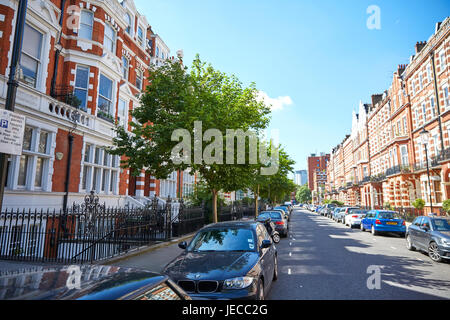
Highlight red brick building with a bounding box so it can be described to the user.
[325,17,450,214]
[0,0,195,209]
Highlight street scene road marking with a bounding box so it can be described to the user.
[390,246,396,250]
[288,268,291,275]
[289,252,292,257]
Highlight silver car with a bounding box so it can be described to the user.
[344,209,370,228]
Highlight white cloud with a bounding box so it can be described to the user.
[257,90,293,111]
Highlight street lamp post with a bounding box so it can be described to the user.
[420,128,433,214]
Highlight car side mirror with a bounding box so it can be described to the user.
[421,226,429,232]
[261,239,272,249]
[178,241,187,249]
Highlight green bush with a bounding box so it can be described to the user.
[442,199,450,214]
[412,198,425,210]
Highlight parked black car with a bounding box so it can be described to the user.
[163,221,278,300]
[0,265,191,300]
[406,215,450,262]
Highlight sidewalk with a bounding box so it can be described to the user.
[101,233,195,272]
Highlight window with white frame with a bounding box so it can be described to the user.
[402,116,407,134]
[117,98,128,128]
[98,74,114,120]
[160,172,177,198]
[137,26,144,46]
[422,102,427,122]
[124,12,132,35]
[440,51,447,71]
[430,96,436,118]
[136,69,143,90]
[19,24,43,88]
[182,170,195,197]
[79,10,94,40]
[432,134,440,155]
[419,73,423,90]
[427,65,432,82]
[444,87,450,108]
[73,65,89,111]
[6,126,53,191]
[400,145,408,166]
[81,144,119,194]
[103,23,116,53]
[122,56,129,80]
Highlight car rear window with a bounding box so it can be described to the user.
[349,209,368,214]
[259,212,282,220]
[378,212,399,219]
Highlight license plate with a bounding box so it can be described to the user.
[386,222,397,225]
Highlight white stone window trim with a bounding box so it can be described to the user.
[96,72,117,119]
[18,18,51,95]
[6,119,56,192]
[80,142,120,195]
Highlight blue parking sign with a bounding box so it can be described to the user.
[0,119,8,129]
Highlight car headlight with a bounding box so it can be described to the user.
[439,238,450,246]
[223,277,254,289]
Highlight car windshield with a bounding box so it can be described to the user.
[259,212,282,220]
[378,212,399,219]
[431,218,450,231]
[187,227,256,252]
[274,207,287,212]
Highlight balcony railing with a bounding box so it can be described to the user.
[51,86,85,110]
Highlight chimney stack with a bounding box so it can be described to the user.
[415,41,427,54]
[397,64,407,75]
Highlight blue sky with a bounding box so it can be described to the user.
[135,0,449,174]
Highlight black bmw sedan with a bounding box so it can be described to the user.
[162,221,278,300]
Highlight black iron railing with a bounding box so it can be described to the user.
[51,86,85,110]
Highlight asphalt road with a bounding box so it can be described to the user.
[266,208,450,300]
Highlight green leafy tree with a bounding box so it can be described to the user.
[296,185,312,204]
[109,55,271,223]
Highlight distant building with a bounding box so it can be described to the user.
[307,153,330,191]
[294,170,307,186]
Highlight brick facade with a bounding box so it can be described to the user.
[0,0,195,209]
[326,17,450,214]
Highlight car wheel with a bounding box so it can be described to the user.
[273,256,278,281]
[371,225,378,236]
[406,234,416,251]
[360,223,365,232]
[256,279,265,300]
[272,233,280,243]
[428,242,442,262]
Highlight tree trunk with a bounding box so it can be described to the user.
[212,189,218,223]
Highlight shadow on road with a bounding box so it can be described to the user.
[268,210,450,300]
